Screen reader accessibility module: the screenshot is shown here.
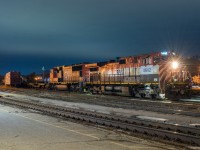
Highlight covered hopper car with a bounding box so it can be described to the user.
[49,51,200,99]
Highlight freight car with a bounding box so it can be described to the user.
[5,71,21,87]
[49,51,199,99]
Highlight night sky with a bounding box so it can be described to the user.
[0,0,200,74]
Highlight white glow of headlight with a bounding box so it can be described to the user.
[172,61,179,69]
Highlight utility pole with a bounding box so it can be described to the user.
[42,66,45,83]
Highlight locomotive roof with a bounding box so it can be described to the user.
[53,51,174,68]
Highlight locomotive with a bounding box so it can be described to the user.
[49,51,200,99]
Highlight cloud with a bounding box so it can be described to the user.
[0,0,200,74]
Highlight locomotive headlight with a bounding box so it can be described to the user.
[172,61,179,69]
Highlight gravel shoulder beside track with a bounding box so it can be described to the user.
[0,87,200,126]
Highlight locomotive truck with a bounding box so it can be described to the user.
[49,51,200,99]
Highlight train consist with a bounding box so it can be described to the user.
[49,51,200,99]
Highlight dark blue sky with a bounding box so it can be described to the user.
[0,0,200,74]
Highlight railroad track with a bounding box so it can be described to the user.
[1,88,200,117]
[0,97,200,146]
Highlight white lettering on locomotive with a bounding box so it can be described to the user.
[140,65,159,75]
[143,68,151,72]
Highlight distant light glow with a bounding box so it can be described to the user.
[172,61,179,69]
[161,52,168,55]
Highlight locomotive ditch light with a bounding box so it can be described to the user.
[172,61,179,69]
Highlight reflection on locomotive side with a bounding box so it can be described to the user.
[49,51,200,100]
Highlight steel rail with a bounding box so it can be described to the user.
[1,88,200,111]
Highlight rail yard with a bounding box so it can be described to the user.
[1,51,200,149]
[0,86,200,149]
[1,0,200,149]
